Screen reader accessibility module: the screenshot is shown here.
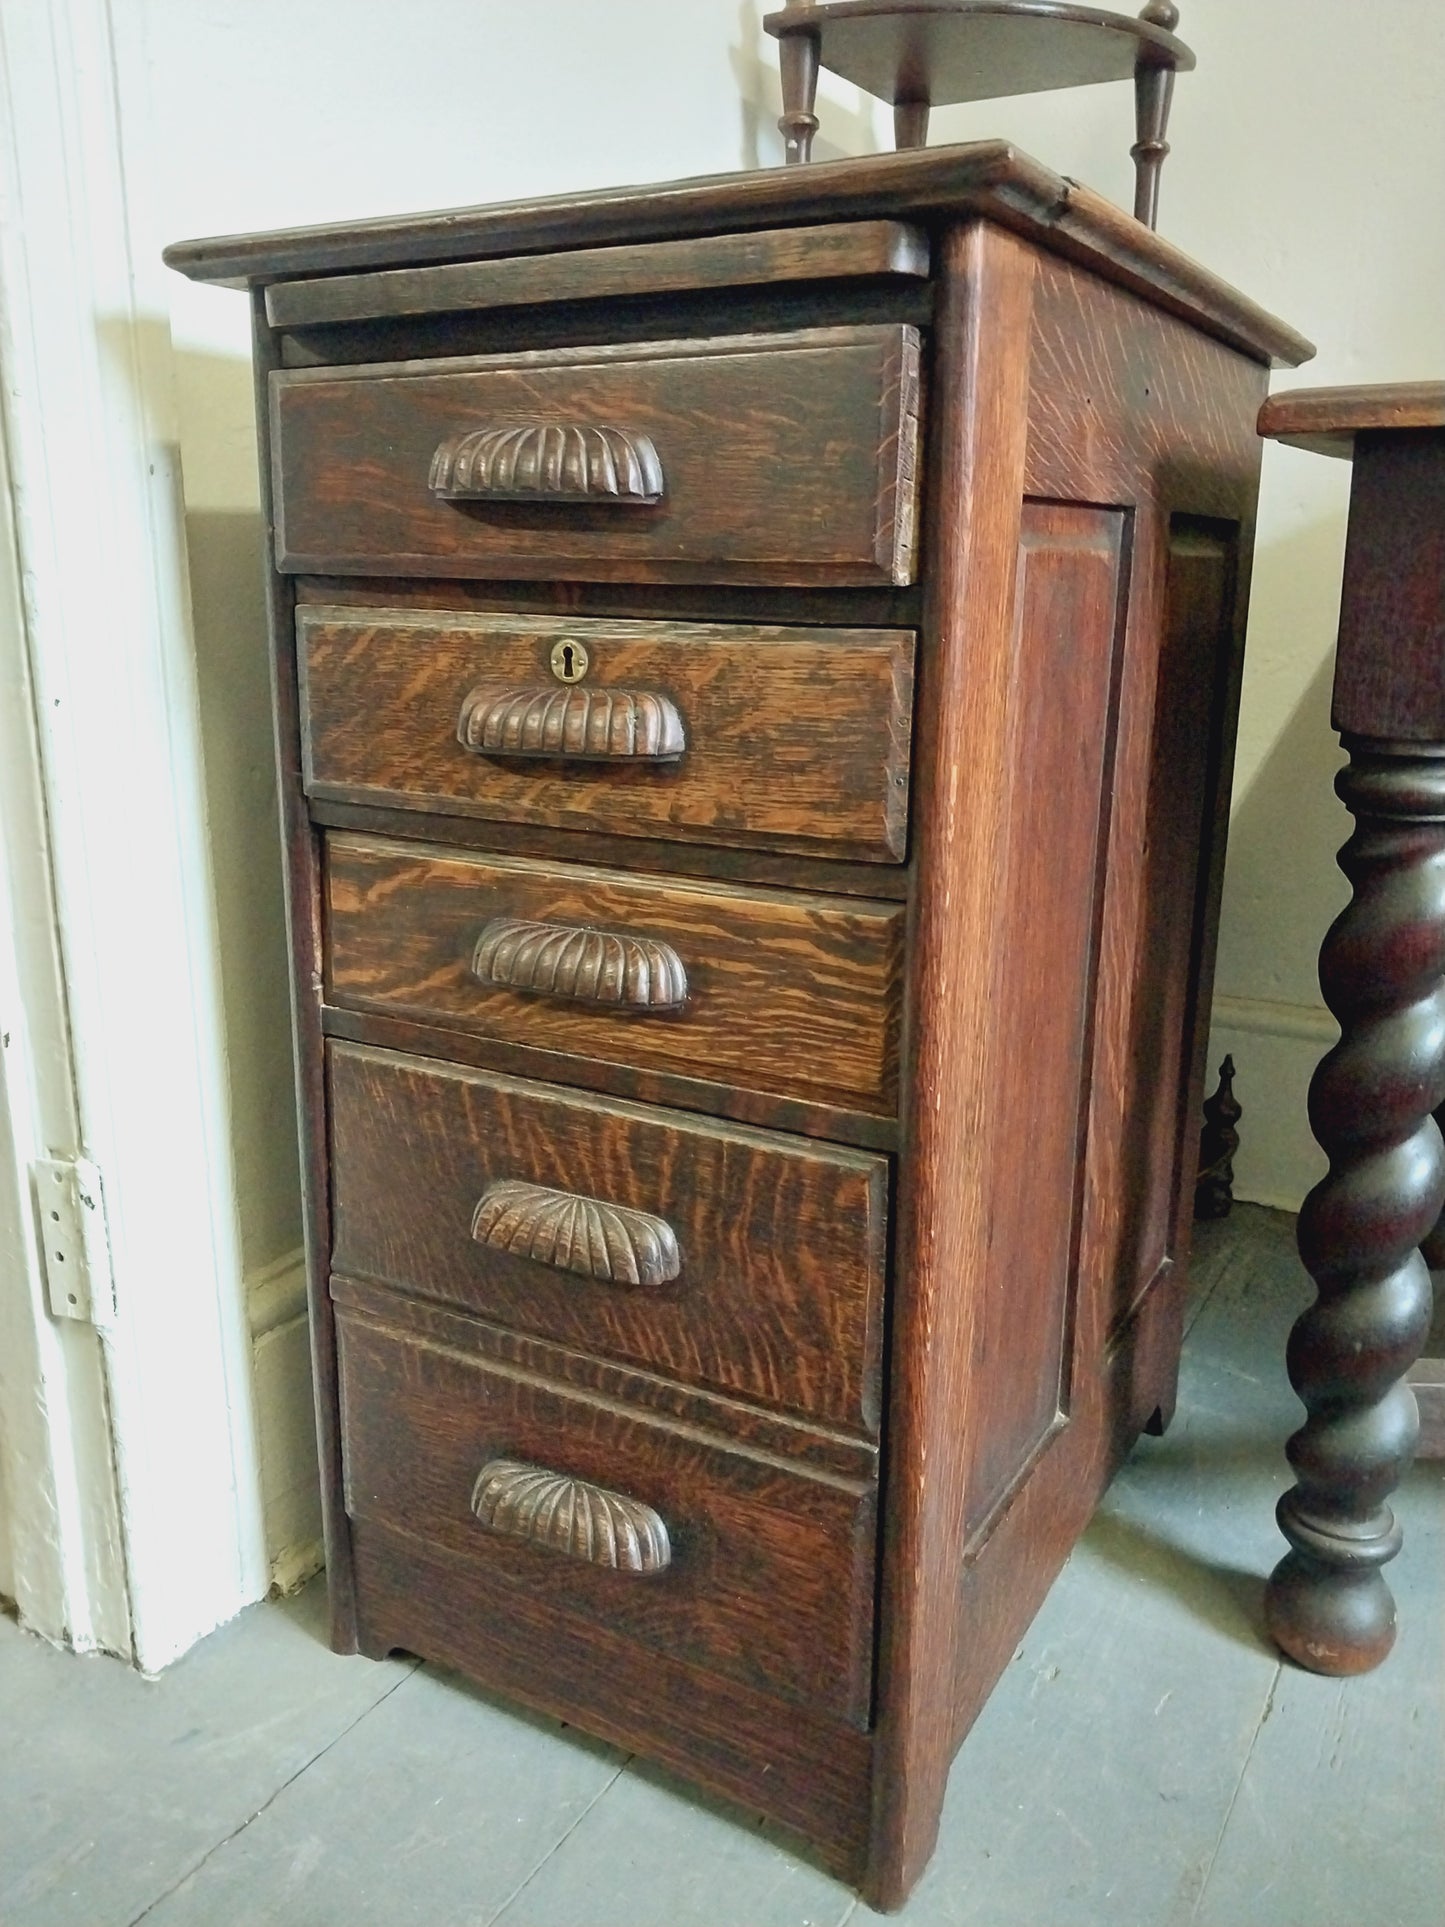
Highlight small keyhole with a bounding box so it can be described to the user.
[550,637,590,684]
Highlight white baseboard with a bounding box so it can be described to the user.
[246,1250,323,1593]
[1208,994,1335,1213]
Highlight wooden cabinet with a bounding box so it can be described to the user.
[166,147,1309,1908]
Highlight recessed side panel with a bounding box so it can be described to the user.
[1110,516,1240,1336]
[961,500,1129,1543]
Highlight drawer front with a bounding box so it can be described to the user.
[299,607,915,863]
[325,835,904,1115]
[329,1043,887,1433]
[270,325,920,586]
[336,1309,878,1726]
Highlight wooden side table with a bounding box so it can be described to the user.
[1258,382,1445,1675]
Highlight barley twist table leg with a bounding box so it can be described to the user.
[1265,741,1445,1673]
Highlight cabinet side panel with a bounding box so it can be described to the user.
[251,291,359,1646]
[944,251,1266,1770]
[869,219,1039,1908]
[962,502,1129,1541]
[1112,518,1239,1337]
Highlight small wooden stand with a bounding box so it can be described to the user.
[765,0,1194,227]
[1258,381,1445,1676]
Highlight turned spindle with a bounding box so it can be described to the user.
[1267,745,1445,1671]
[1132,3,1180,227]
[767,1,1192,221]
[1195,1054,1241,1221]
[1258,387,1445,1674]
[776,1,820,163]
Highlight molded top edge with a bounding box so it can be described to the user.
[163,141,1312,369]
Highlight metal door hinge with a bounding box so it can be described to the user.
[32,1157,116,1326]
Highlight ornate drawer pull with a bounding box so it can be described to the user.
[472,1178,681,1288]
[429,423,665,504]
[471,916,688,1011]
[457,683,686,762]
[471,1457,671,1574]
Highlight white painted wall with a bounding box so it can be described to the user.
[50,0,1427,1615]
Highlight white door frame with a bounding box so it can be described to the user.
[0,0,268,1668]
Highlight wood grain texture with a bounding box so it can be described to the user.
[1333,434,1445,740]
[212,176,1294,1904]
[164,142,1311,369]
[321,1005,901,1153]
[348,1515,875,1875]
[961,497,1129,1543]
[869,219,1040,1908]
[299,607,915,862]
[330,1275,879,1484]
[271,326,922,585]
[324,834,905,1115]
[328,1042,887,1432]
[868,224,1269,1909]
[247,293,361,1651]
[336,1308,879,1726]
[264,219,931,329]
[308,799,913,903]
[1260,381,1445,459]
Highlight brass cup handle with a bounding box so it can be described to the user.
[470,915,688,1012]
[472,1178,681,1289]
[457,683,685,763]
[471,1457,671,1574]
[429,423,664,504]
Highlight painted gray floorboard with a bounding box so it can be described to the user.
[0,1582,411,1927]
[489,1757,855,1927]
[1190,1467,1445,1927]
[2,1207,1440,1927]
[843,1218,1301,1927]
[134,1664,625,1927]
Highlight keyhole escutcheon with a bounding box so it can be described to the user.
[550,638,589,684]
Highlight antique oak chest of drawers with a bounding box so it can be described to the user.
[167,145,1309,1906]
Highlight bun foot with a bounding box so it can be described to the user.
[1265,1547,1398,1675]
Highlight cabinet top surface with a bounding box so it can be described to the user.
[1259,381,1445,458]
[163,141,1311,369]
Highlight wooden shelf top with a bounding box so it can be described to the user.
[1259,381,1445,459]
[164,142,1311,370]
[762,1,1192,107]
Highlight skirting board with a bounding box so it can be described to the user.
[1207,994,1335,1213]
[247,1249,324,1593]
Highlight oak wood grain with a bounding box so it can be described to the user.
[324,834,905,1115]
[165,142,1311,368]
[336,1307,879,1727]
[330,1275,879,1484]
[328,1042,887,1433]
[869,219,1038,1906]
[299,607,915,862]
[1259,381,1445,460]
[349,1516,874,1876]
[320,1005,902,1152]
[265,219,930,328]
[271,326,922,586]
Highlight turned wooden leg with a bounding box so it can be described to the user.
[777,29,820,164]
[1132,4,1180,227]
[894,98,930,150]
[1265,741,1445,1674]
